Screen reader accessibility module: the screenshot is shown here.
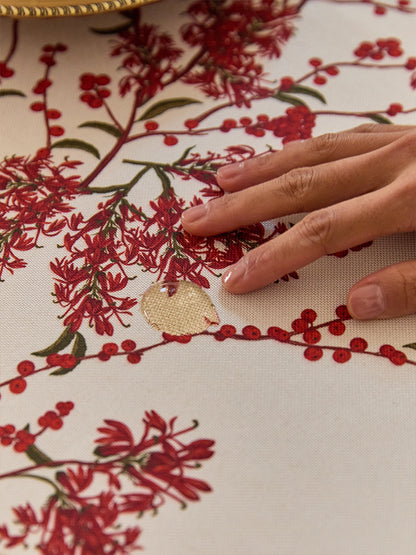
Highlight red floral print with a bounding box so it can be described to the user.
[0,411,214,553]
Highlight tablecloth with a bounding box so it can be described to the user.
[0,1,415,553]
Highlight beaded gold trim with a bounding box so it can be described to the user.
[0,0,158,18]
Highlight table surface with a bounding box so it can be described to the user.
[0,1,415,553]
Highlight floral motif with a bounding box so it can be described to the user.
[0,411,214,553]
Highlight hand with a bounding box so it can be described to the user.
[181,123,416,320]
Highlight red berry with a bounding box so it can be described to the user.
[56,43,67,52]
[325,65,339,76]
[145,121,159,131]
[95,74,111,86]
[370,51,384,60]
[242,325,261,340]
[13,441,28,453]
[240,117,252,126]
[313,75,327,85]
[175,335,192,343]
[45,410,58,423]
[50,417,63,430]
[214,331,226,341]
[301,309,317,323]
[267,327,290,341]
[388,47,402,58]
[127,352,142,364]
[102,342,118,355]
[17,360,35,376]
[303,329,321,344]
[220,325,236,337]
[328,321,346,336]
[80,73,95,90]
[379,344,395,357]
[80,92,95,103]
[374,5,386,15]
[121,340,136,352]
[60,354,77,368]
[333,348,351,363]
[309,57,322,67]
[88,97,103,109]
[98,88,111,99]
[30,102,45,112]
[39,55,55,67]
[389,350,407,366]
[405,57,416,70]
[4,424,15,434]
[1,437,13,446]
[56,401,67,414]
[49,126,65,137]
[46,353,63,366]
[335,305,351,320]
[257,114,269,122]
[185,118,199,129]
[38,416,47,427]
[9,378,27,394]
[66,401,74,410]
[304,346,323,361]
[350,337,368,352]
[35,148,51,159]
[222,118,237,128]
[386,103,403,116]
[291,318,309,333]
[164,135,178,146]
[98,351,111,361]
[46,109,61,119]
[280,77,294,91]
[0,64,14,78]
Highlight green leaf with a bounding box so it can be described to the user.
[273,91,308,108]
[79,121,122,138]
[51,139,100,159]
[366,113,392,124]
[287,84,327,104]
[154,165,172,197]
[403,342,416,350]
[32,327,75,357]
[25,444,53,465]
[89,22,132,34]
[173,145,195,166]
[51,332,87,376]
[0,89,26,98]
[138,98,202,121]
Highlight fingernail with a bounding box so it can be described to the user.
[223,263,245,289]
[217,162,242,181]
[348,283,386,319]
[181,204,207,224]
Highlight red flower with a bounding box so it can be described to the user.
[0,153,82,280]
[181,0,295,106]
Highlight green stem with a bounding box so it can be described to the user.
[86,165,152,195]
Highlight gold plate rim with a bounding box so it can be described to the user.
[0,0,159,17]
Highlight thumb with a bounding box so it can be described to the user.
[347,261,416,320]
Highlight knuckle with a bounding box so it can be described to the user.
[278,167,315,205]
[310,132,342,154]
[297,209,335,254]
[393,265,416,311]
[351,123,383,133]
[392,130,416,156]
